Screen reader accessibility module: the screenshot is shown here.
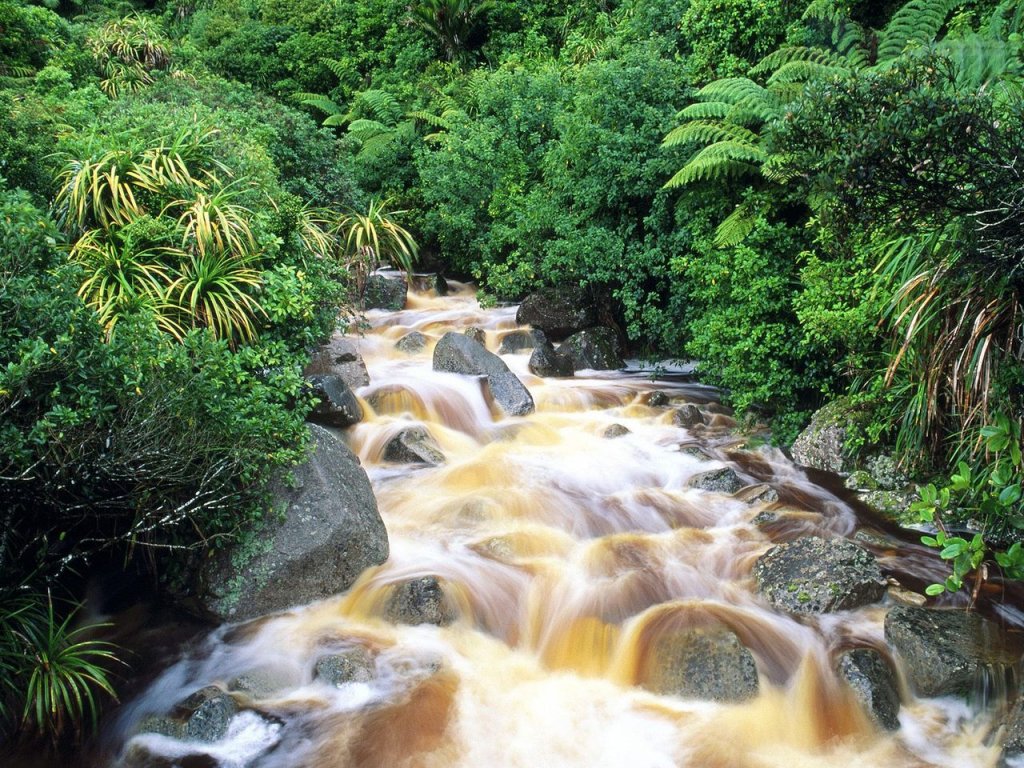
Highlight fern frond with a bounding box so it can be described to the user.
[355,89,402,124]
[300,94,344,117]
[713,203,757,247]
[697,77,775,106]
[935,34,1024,88]
[761,153,800,184]
[767,60,850,85]
[752,46,848,76]
[988,0,1024,38]
[323,58,351,81]
[676,101,733,120]
[663,141,766,187]
[802,0,846,23]
[407,109,452,129]
[877,0,957,63]
[347,119,392,143]
[662,120,760,149]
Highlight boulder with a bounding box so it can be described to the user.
[433,332,535,416]
[648,390,670,407]
[200,425,389,622]
[315,647,375,686]
[382,426,445,465]
[395,331,427,354]
[306,374,363,428]
[790,397,873,475]
[998,693,1024,767]
[384,576,458,626]
[528,339,574,378]
[498,329,544,355]
[515,290,597,341]
[689,467,745,494]
[603,424,631,439]
[734,483,779,505]
[305,333,369,389]
[463,327,487,346]
[672,405,706,428]
[560,327,624,371]
[884,606,1015,698]
[754,536,886,614]
[639,627,759,703]
[362,275,407,311]
[138,686,237,743]
[837,649,901,731]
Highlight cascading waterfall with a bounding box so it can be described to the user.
[108,283,1014,768]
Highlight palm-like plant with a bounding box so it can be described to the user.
[338,197,419,281]
[88,14,171,98]
[408,0,495,64]
[167,246,265,343]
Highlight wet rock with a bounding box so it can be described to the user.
[433,274,449,296]
[315,647,374,686]
[137,687,238,743]
[433,332,535,416]
[516,290,597,341]
[306,374,363,428]
[998,693,1024,767]
[362,275,407,311]
[838,649,901,731]
[754,536,886,614]
[200,425,388,621]
[790,397,869,475]
[395,331,427,354]
[679,444,714,461]
[560,327,624,371]
[305,333,369,389]
[463,327,486,346]
[734,483,779,505]
[528,338,574,378]
[229,667,294,699]
[884,606,1014,698]
[672,405,707,428]
[857,489,918,526]
[689,467,745,494]
[640,627,759,703]
[844,470,877,492]
[865,455,909,491]
[603,424,631,439]
[384,576,458,626]
[648,390,670,407]
[498,329,544,355]
[383,426,445,465]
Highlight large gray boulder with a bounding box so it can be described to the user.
[639,627,759,703]
[382,426,445,465]
[305,333,369,389]
[498,329,545,355]
[560,327,624,371]
[884,606,1015,698]
[362,275,407,311]
[790,397,870,475]
[200,425,389,621]
[433,332,534,416]
[838,649,901,731]
[528,338,574,378]
[395,331,427,354]
[754,536,886,614]
[306,374,363,428]
[516,290,597,341]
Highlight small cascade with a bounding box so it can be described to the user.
[106,282,1016,768]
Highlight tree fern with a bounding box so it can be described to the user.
[664,141,765,187]
[662,120,760,149]
[713,203,757,247]
[877,0,957,64]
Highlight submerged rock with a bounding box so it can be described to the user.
[229,667,295,699]
[528,338,574,378]
[306,374,363,428]
[639,627,759,703]
[754,536,886,614]
[603,424,631,439]
[648,390,670,407]
[395,331,427,354]
[689,467,745,494]
[838,649,901,731]
[199,425,388,621]
[315,647,375,686]
[137,686,237,743]
[363,275,407,311]
[884,606,1015,698]
[433,332,535,416]
[498,329,544,354]
[734,483,779,505]
[560,327,624,371]
[382,425,446,465]
[516,290,597,340]
[998,693,1024,767]
[672,405,706,428]
[305,333,369,389]
[384,576,458,626]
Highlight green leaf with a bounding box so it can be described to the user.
[925,583,946,595]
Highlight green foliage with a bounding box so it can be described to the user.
[0,1,69,76]
[408,0,496,64]
[87,14,172,97]
[339,197,419,280]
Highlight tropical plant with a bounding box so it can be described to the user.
[337,197,419,288]
[87,14,172,98]
[167,246,265,342]
[408,0,495,63]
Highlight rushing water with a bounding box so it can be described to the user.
[108,283,1014,768]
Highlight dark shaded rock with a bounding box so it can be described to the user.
[433,332,534,416]
[177,687,237,742]
[790,397,868,475]
[884,606,1015,698]
[315,647,374,686]
[305,333,369,389]
[498,329,544,355]
[560,327,624,371]
[640,627,759,703]
[516,291,597,341]
[384,576,458,626]
[363,275,407,311]
[463,327,486,346]
[648,390,670,407]
[200,425,388,621]
[433,274,449,296]
[603,424,631,439]
[306,374,363,428]
[382,426,445,465]
[754,536,886,614]
[672,405,707,428]
[998,693,1024,767]
[838,649,901,731]
[689,467,745,494]
[528,338,574,378]
[395,331,427,354]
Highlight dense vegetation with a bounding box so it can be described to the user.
[0,0,1021,749]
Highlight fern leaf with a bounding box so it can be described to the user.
[802,0,846,23]
[935,34,1024,88]
[752,46,848,76]
[300,95,343,117]
[713,203,756,247]
[407,109,452,129]
[877,0,957,63]
[323,58,352,81]
[767,60,850,84]
[677,101,732,120]
[662,120,760,149]
[761,153,799,184]
[347,119,391,143]
[664,141,766,187]
[355,89,402,125]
